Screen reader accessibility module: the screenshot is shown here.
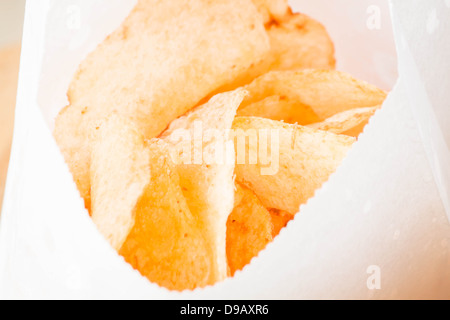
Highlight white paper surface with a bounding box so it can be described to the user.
[0,0,449,299]
[390,0,450,221]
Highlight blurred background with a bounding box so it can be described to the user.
[0,0,25,210]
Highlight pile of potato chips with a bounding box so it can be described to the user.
[54,0,387,291]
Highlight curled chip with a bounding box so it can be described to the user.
[233,116,356,214]
[119,139,214,291]
[308,106,380,138]
[237,70,387,125]
[54,0,269,210]
[237,94,321,125]
[162,89,247,282]
[227,184,274,275]
[215,12,335,93]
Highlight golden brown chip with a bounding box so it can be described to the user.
[90,114,150,250]
[227,184,273,275]
[308,106,380,138]
[54,0,269,210]
[161,89,247,282]
[237,95,321,125]
[90,116,213,290]
[213,12,336,94]
[267,12,336,71]
[119,139,214,291]
[237,70,387,125]
[269,208,294,238]
[233,116,356,214]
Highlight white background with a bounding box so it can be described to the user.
[0,0,25,47]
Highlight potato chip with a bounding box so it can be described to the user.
[91,117,213,290]
[269,208,294,238]
[161,89,247,282]
[54,0,269,210]
[237,70,387,124]
[119,139,214,291]
[237,95,321,125]
[308,106,380,138]
[233,117,356,214]
[212,12,336,94]
[90,114,150,251]
[267,12,336,71]
[227,184,273,275]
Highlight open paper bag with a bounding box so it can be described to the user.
[0,0,449,299]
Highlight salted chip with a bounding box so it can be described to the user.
[308,106,380,138]
[90,114,150,251]
[54,0,269,210]
[214,12,335,94]
[252,0,290,24]
[237,70,387,125]
[269,209,294,238]
[119,140,214,291]
[91,117,213,290]
[227,184,273,275]
[232,117,356,214]
[161,89,247,282]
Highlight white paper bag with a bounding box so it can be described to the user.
[1,0,449,299]
[391,0,450,220]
